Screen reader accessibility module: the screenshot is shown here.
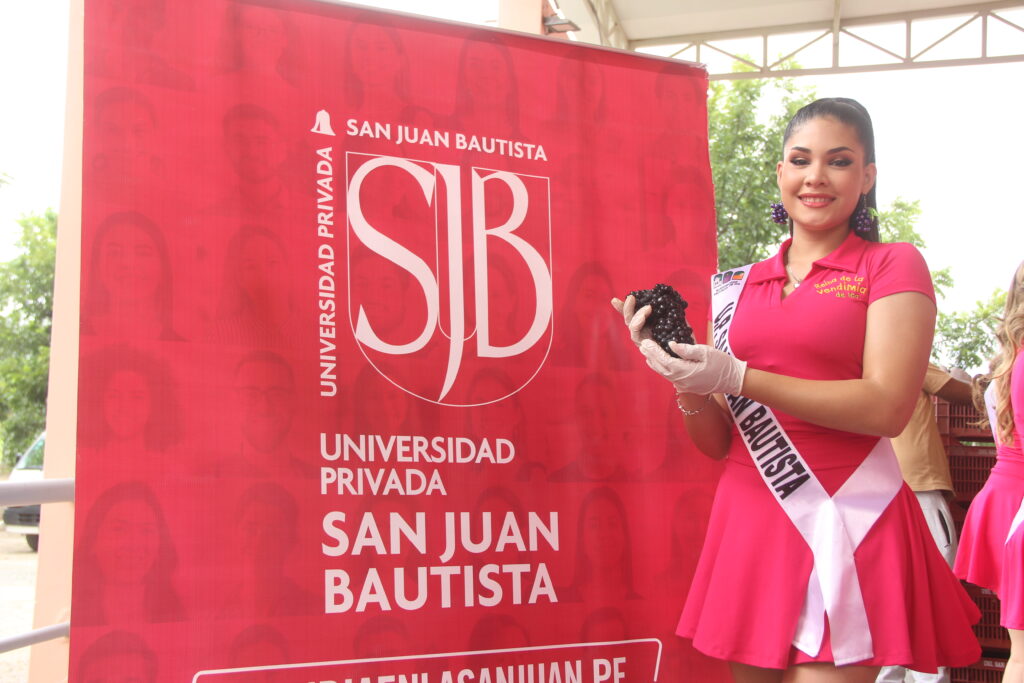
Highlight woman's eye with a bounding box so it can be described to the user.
[789,157,809,166]
[830,158,853,167]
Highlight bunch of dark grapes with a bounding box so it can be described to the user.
[628,283,694,357]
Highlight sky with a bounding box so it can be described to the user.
[0,0,1021,322]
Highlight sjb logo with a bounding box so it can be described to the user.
[346,153,553,406]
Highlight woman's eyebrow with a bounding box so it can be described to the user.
[788,146,854,154]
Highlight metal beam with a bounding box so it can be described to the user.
[0,623,70,656]
[0,479,75,507]
[713,52,1024,79]
[631,1,1024,48]
[581,0,629,48]
[627,1,1024,79]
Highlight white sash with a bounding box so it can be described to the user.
[710,265,903,665]
[1006,500,1024,545]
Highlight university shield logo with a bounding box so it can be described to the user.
[346,153,553,406]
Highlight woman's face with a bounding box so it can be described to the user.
[98,221,163,304]
[363,381,408,433]
[664,170,712,231]
[95,497,161,584]
[98,0,162,48]
[578,62,605,111]
[351,259,407,338]
[223,115,288,183]
[96,99,155,178]
[776,116,876,236]
[349,24,402,90]
[238,500,292,564]
[103,370,152,440]
[467,376,522,435]
[585,615,627,642]
[235,359,295,452]
[474,491,519,557]
[657,77,698,124]
[463,42,511,108]
[489,623,529,649]
[581,496,626,568]
[239,234,286,305]
[573,272,612,321]
[575,383,633,480]
[234,5,288,70]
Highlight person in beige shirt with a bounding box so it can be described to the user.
[877,362,973,683]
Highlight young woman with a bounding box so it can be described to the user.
[612,98,979,682]
[955,260,1024,683]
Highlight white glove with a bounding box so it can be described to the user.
[611,295,652,348]
[640,339,747,396]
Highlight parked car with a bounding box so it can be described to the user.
[2,432,44,552]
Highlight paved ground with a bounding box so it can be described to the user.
[0,523,37,681]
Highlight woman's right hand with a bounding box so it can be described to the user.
[610,295,653,348]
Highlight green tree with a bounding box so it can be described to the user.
[0,209,56,467]
[709,72,948,294]
[932,289,1006,371]
[876,198,952,300]
[709,67,810,269]
[708,69,982,364]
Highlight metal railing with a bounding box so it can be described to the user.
[0,478,74,655]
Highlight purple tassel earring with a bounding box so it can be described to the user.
[852,194,877,233]
[769,202,789,225]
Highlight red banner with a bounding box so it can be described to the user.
[71,0,723,680]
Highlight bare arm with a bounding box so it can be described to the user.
[740,291,936,437]
[935,375,973,403]
[672,321,734,459]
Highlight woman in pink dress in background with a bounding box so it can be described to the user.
[956,260,1024,683]
[612,98,979,682]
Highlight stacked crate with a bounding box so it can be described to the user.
[943,397,1008,682]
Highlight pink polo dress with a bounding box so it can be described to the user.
[956,347,1024,628]
[676,231,980,671]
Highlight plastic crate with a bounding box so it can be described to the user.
[964,584,1012,650]
[951,656,1007,683]
[948,444,997,502]
[950,401,994,441]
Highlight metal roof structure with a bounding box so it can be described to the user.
[554,0,1024,78]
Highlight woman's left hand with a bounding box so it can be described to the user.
[640,340,747,396]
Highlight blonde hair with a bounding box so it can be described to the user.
[983,261,1024,445]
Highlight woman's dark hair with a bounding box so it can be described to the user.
[455,31,522,135]
[353,615,410,657]
[783,97,879,242]
[78,629,158,682]
[556,55,607,123]
[74,481,185,625]
[94,87,158,127]
[581,605,628,641]
[468,613,530,650]
[236,481,299,543]
[343,13,411,109]
[572,485,639,598]
[229,623,290,665]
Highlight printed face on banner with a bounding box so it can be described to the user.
[72,0,723,680]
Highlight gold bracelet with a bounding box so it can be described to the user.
[675,391,711,416]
